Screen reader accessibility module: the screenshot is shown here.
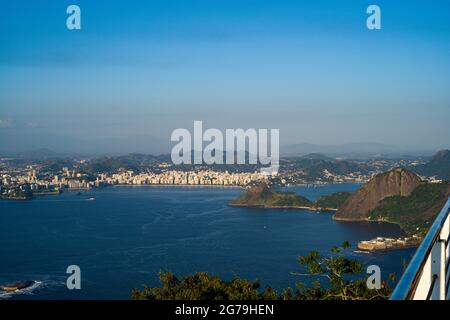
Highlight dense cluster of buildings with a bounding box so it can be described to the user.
[281,169,373,185]
[322,169,369,183]
[102,170,268,186]
[1,165,269,198]
[1,166,94,193]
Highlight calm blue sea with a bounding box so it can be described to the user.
[0,184,416,299]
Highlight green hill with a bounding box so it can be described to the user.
[369,182,450,235]
[230,185,312,208]
[314,192,352,210]
[230,185,352,210]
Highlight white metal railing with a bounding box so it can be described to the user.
[391,197,450,300]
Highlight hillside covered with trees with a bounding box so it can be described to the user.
[230,185,313,208]
[369,181,450,235]
[230,185,352,210]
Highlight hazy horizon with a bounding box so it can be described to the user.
[1,0,449,154]
[0,141,445,158]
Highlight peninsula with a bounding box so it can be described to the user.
[230,184,351,211]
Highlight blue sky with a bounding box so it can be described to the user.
[0,0,449,154]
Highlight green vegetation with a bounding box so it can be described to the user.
[230,185,312,208]
[369,182,450,235]
[314,192,352,210]
[293,241,394,300]
[132,242,393,300]
[1,185,33,200]
[132,272,280,300]
[82,157,140,174]
[80,153,165,174]
[231,185,352,210]
[41,159,76,173]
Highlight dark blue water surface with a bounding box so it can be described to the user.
[0,184,415,299]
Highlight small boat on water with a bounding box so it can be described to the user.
[0,280,35,292]
[88,197,95,201]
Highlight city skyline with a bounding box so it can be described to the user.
[1,0,450,154]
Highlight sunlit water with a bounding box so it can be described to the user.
[0,184,415,299]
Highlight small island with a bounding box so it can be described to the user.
[230,184,351,211]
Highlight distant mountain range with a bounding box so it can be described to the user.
[81,153,169,174]
[298,153,334,161]
[411,150,450,180]
[284,157,370,177]
[282,142,436,158]
[4,142,442,160]
[15,148,65,160]
[5,148,87,160]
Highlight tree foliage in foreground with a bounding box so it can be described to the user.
[132,242,394,300]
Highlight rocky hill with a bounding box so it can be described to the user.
[412,149,450,180]
[333,168,422,221]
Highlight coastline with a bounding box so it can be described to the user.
[332,214,410,235]
[332,215,402,226]
[111,184,245,189]
[32,191,61,196]
[228,202,338,212]
[357,235,422,252]
[229,200,408,234]
[0,195,31,201]
[358,243,420,253]
[284,182,364,187]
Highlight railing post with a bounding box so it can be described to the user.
[439,239,446,300]
[428,243,441,299]
[441,215,450,300]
